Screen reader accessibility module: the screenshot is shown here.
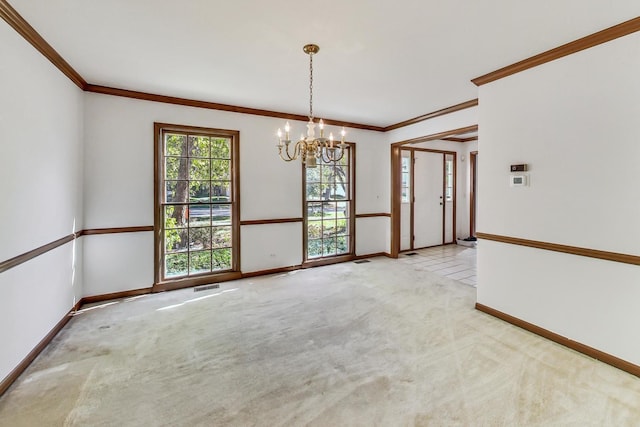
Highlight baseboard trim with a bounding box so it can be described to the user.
[475,303,640,378]
[80,287,153,306]
[241,265,302,278]
[0,299,82,397]
[354,252,387,259]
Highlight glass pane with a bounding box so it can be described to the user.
[306,183,323,201]
[189,181,210,202]
[307,202,322,219]
[165,157,187,180]
[165,205,187,228]
[189,204,211,226]
[212,204,231,225]
[212,226,232,249]
[165,253,188,278]
[166,181,189,203]
[165,134,186,157]
[336,217,349,236]
[308,239,322,258]
[401,157,410,173]
[323,220,337,238]
[334,164,349,182]
[211,181,231,202]
[212,248,232,270]
[331,182,348,200]
[323,238,337,256]
[188,135,210,158]
[211,159,231,180]
[306,166,320,182]
[322,202,336,219]
[189,227,211,251]
[189,250,212,274]
[190,158,210,180]
[321,165,334,184]
[165,229,188,253]
[336,202,349,219]
[211,138,231,159]
[307,220,322,239]
[336,235,349,254]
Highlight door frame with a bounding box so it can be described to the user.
[470,150,478,238]
[390,125,477,258]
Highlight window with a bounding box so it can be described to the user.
[304,146,354,261]
[401,155,411,203]
[445,157,454,202]
[154,124,240,288]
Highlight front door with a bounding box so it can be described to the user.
[413,151,444,248]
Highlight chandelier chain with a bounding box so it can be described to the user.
[309,52,313,119]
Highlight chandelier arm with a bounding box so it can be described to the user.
[295,140,307,160]
[278,142,299,161]
[324,146,345,163]
[320,147,332,164]
[278,148,295,162]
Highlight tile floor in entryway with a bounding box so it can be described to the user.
[399,244,477,286]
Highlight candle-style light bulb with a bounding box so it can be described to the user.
[277,128,282,138]
[329,132,334,148]
[340,127,346,143]
[319,119,325,138]
[284,122,290,140]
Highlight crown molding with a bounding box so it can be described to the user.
[442,136,478,143]
[391,125,479,146]
[85,84,385,131]
[472,16,640,86]
[383,99,478,131]
[0,0,86,89]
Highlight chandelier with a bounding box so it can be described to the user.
[277,44,346,168]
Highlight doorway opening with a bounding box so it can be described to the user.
[400,148,456,251]
[390,125,478,258]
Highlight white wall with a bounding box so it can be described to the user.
[82,93,389,292]
[385,106,478,144]
[0,22,84,381]
[477,32,640,364]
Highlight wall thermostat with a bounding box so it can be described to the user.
[510,174,528,187]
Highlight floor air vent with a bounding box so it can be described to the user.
[354,259,371,264]
[405,252,418,256]
[194,284,220,292]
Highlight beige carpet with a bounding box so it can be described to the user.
[1,256,640,426]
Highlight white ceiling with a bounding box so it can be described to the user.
[8,0,640,127]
